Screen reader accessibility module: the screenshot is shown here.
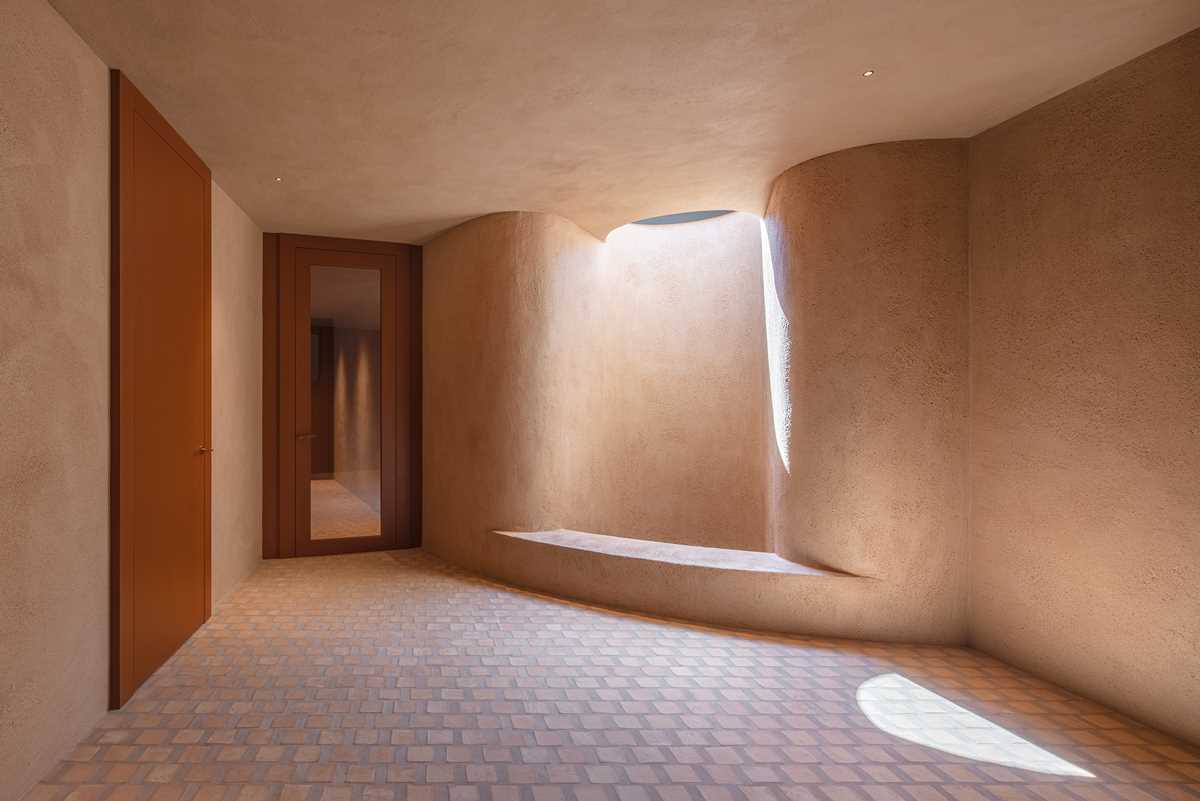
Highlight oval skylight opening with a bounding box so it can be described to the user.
[632,210,734,225]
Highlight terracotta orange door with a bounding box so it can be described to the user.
[111,72,212,706]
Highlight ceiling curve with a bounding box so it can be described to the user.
[49,0,1200,242]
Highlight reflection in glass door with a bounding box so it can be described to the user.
[266,234,419,559]
[307,265,382,541]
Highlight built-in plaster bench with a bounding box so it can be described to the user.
[482,528,877,639]
[497,528,840,576]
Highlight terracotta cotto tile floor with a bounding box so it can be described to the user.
[23,550,1200,801]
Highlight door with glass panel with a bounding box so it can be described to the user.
[265,235,420,557]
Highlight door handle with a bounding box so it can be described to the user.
[196,446,213,454]
[296,433,316,440]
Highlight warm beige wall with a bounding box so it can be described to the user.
[425,182,971,642]
[423,210,770,566]
[765,141,971,641]
[211,181,263,604]
[0,1,109,798]
[424,212,603,571]
[333,328,382,512]
[968,29,1200,745]
[576,214,768,550]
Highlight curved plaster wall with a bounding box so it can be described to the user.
[764,140,970,641]
[582,216,769,549]
[423,210,769,575]
[423,35,1199,739]
[423,212,598,574]
[424,144,971,643]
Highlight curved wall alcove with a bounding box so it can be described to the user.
[765,140,970,640]
[423,139,971,643]
[422,209,769,561]
[423,34,1200,739]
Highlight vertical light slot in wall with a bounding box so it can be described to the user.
[760,219,791,472]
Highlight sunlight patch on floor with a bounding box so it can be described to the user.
[857,673,1094,777]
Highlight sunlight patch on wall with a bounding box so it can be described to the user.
[760,219,791,472]
[857,674,1093,777]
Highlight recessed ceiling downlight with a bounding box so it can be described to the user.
[632,210,734,226]
[862,69,876,77]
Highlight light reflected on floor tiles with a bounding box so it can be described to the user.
[25,550,1200,800]
[857,672,1094,777]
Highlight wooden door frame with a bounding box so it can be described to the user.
[263,233,422,558]
[110,71,212,708]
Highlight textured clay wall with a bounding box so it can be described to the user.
[765,141,970,640]
[0,1,109,797]
[211,182,263,604]
[333,328,383,511]
[577,214,768,550]
[423,210,769,568]
[425,191,970,641]
[424,212,601,570]
[968,30,1200,744]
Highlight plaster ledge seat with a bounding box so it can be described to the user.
[497,528,843,577]
[479,528,882,639]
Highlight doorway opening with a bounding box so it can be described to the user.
[263,234,421,557]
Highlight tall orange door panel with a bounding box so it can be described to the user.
[111,72,211,707]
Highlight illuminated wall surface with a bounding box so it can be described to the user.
[423,209,768,558]
[423,32,1200,745]
[423,141,972,645]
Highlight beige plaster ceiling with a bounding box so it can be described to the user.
[50,0,1200,242]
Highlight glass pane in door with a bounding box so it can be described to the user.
[308,265,382,539]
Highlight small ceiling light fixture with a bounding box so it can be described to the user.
[274,176,283,182]
[862,69,876,78]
